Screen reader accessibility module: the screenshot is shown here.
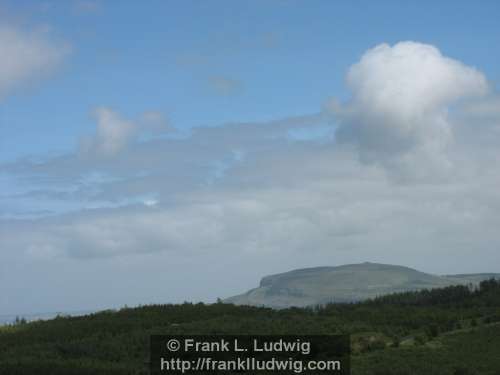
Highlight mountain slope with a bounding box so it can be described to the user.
[225,262,500,308]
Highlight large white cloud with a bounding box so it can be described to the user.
[0,25,68,99]
[329,41,489,180]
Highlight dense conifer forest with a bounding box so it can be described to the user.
[1,279,500,374]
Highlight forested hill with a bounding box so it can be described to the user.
[225,262,500,308]
[1,279,500,374]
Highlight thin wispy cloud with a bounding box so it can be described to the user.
[207,76,244,96]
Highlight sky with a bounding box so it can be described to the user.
[1,0,500,315]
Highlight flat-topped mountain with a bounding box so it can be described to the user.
[225,262,500,308]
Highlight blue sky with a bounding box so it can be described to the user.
[2,0,499,161]
[1,1,500,315]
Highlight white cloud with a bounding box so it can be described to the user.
[328,41,489,180]
[79,107,170,158]
[143,198,158,207]
[79,108,137,157]
[0,25,68,99]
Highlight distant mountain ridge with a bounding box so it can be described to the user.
[225,262,500,308]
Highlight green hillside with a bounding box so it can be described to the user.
[354,323,500,375]
[225,262,500,308]
[1,278,500,374]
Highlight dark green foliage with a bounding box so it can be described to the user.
[453,368,476,375]
[1,279,500,374]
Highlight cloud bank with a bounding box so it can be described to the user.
[1,41,499,279]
